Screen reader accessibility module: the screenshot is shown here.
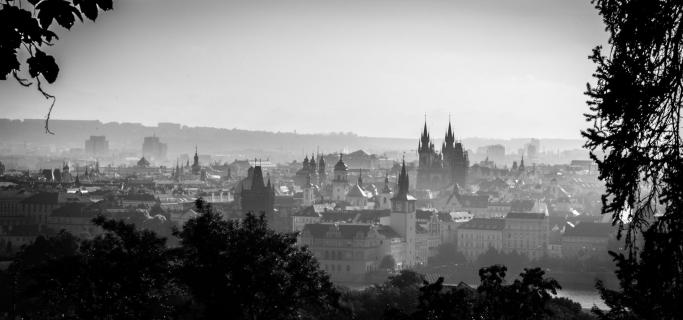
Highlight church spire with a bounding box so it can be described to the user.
[445,115,455,145]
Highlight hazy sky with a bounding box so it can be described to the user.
[1,0,607,139]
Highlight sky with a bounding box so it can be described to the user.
[1,0,608,139]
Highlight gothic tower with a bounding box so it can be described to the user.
[332,153,349,201]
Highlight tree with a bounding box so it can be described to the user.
[1,0,113,133]
[7,218,178,319]
[583,1,683,319]
[429,242,466,266]
[173,198,340,320]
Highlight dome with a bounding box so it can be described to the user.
[334,153,348,172]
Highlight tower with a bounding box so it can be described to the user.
[332,153,349,201]
[191,146,201,175]
[308,153,319,185]
[377,173,393,210]
[318,154,327,186]
[391,158,417,267]
[240,165,275,216]
[303,174,315,206]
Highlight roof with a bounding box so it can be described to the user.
[346,184,367,198]
[294,206,319,217]
[509,199,536,212]
[377,225,401,239]
[416,210,436,220]
[456,194,489,208]
[564,222,612,238]
[21,192,59,205]
[301,223,372,240]
[459,218,505,231]
[506,212,546,220]
[122,193,156,202]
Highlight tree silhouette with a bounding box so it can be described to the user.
[0,0,113,133]
[173,198,340,320]
[6,218,177,319]
[584,1,683,318]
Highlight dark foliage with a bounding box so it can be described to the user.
[0,0,113,133]
[6,219,177,319]
[173,198,341,320]
[583,1,683,319]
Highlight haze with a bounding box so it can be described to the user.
[0,0,607,139]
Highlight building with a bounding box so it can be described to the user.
[390,158,419,267]
[376,175,393,210]
[291,206,321,232]
[191,147,201,175]
[332,154,349,201]
[457,218,505,261]
[84,135,109,156]
[299,223,389,283]
[142,136,168,161]
[502,212,549,260]
[562,222,612,259]
[417,120,469,190]
[240,165,275,216]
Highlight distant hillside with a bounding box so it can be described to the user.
[0,119,585,161]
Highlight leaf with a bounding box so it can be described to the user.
[73,0,99,21]
[0,47,20,80]
[36,0,83,30]
[27,49,59,83]
[96,0,113,11]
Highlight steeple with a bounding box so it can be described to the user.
[445,115,455,145]
[519,156,525,171]
[381,173,392,193]
[420,116,430,148]
[309,153,316,170]
[391,156,415,212]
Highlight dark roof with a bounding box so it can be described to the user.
[377,225,401,239]
[459,218,505,230]
[21,192,59,205]
[416,210,435,220]
[122,193,156,201]
[437,212,453,222]
[506,212,546,220]
[320,211,357,223]
[294,206,319,217]
[509,199,536,212]
[301,223,372,240]
[456,194,489,208]
[564,222,612,238]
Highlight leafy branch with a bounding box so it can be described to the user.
[0,0,113,134]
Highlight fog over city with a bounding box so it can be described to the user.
[2,0,606,138]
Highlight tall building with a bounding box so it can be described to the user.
[240,165,275,216]
[332,153,349,201]
[84,136,109,156]
[391,158,417,267]
[417,120,469,190]
[318,154,327,186]
[142,136,167,161]
[191,146,201,175]
[485,144,505,165]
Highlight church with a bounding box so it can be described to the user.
[417,120,469,191]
